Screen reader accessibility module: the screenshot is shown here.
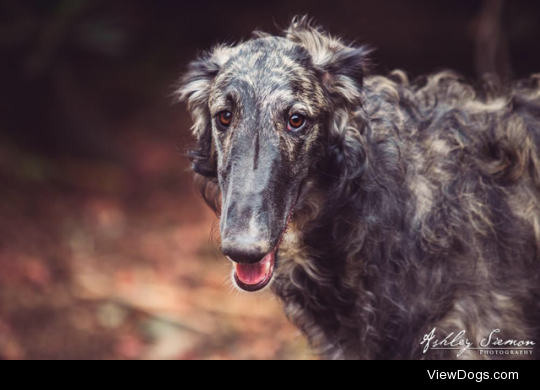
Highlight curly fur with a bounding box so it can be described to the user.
[179,17,540,360]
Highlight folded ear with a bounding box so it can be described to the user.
[178,45,233,179]
[285,17,371,106]
[178,45,233,139]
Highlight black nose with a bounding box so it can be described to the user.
[221,237,271,264]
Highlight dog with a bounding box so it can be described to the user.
[178,17,540,360]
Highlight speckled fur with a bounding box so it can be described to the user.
[179,17,540,360]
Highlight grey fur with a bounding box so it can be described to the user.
[179,17,540,360]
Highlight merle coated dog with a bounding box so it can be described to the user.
[179,17,540,360]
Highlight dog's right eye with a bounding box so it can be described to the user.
[218,111,233,128]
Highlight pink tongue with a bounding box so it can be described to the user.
[235,252,274,286]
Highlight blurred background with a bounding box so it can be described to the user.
[0,0,539,360]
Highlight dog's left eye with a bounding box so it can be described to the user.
[288,114,306,131]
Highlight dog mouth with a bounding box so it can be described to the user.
[233,250,277,292]
[227,183,303,292]
[230,201,298,292]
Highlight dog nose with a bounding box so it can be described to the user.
[221,237,271,264]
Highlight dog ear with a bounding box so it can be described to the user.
[285,16,371,107]
[178,45,233,178]
[286,18,372,197]
[178,44,232,139]
[178,46,232,214]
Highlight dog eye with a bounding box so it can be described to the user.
[288,114,306,131]
[218,111,233,128]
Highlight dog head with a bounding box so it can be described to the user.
[179,17,370,291]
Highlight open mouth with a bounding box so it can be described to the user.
[230,203,298,292]
[228,185,303,292]
[233,250,277,292]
